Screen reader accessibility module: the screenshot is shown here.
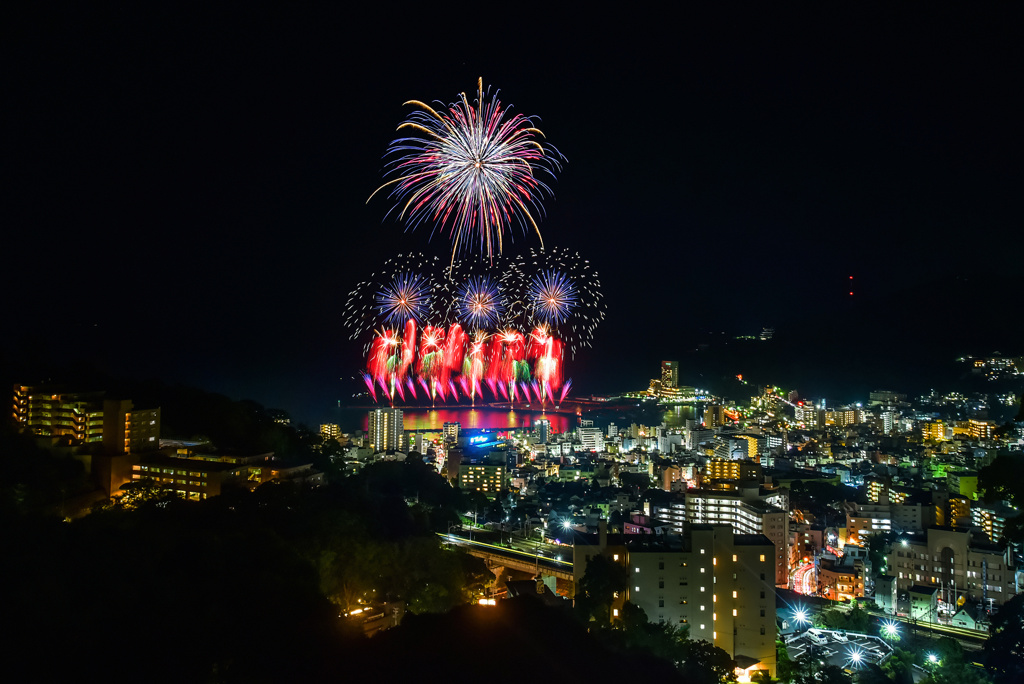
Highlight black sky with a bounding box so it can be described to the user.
[4,5,1022,424]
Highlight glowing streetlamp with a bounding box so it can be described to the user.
[882,620,900,641]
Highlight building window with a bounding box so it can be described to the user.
[760,609,765,617]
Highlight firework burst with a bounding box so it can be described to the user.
[375,272,432,325]
[526,269,577,324]
[456,275,504,329]
[368,78,563,262]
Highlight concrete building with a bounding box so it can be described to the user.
[368,408,403,453]
[578,427,605,452]
[818,557,865,602]
[889,527,1018,608]
[12,385,160,454]
[534,418,550,444]
[654,489,789,587]
[458,463,505,499]
[443,421,460,444]
[573,524,777,679]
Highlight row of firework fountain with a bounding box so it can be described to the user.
[362,320,571,407]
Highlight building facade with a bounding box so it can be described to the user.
[889,527,1018,608]
[575,525,777,678]
[368,408,403,453]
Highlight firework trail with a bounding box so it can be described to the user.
[368,78,563,262]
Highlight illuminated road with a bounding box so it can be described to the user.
[793,562,816,595]
[438,533,574,577]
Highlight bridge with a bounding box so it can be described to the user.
[438,533,575,582]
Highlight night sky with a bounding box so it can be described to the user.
[5,6,1022,424]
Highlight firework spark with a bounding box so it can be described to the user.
[368,78,563,261]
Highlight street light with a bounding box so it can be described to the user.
[793,606,810,629]
[927,654,939,665]
[882,619,900,641]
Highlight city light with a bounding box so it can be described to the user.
[927,654,939,665]
[847,648,864,667]
[793,607,809,626]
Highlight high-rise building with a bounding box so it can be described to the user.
[368,408,403,453]
[442,421,460,444]
[578,427,605,452]
[681,490,789,587]
[661,361,679,388]
[320,423,340,440]
[534,418,550,444]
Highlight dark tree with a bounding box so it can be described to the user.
[985,593,1024,684]
[575,553,627,625]
[677,639,738,684]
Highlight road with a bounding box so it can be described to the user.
[793,562,816,595]
[439,533,574,571]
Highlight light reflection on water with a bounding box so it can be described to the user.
[352,407,575,433]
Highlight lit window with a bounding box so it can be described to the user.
[732,609,737,616]
[732,591,737,598]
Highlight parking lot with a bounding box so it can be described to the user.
[786,629,893,670]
